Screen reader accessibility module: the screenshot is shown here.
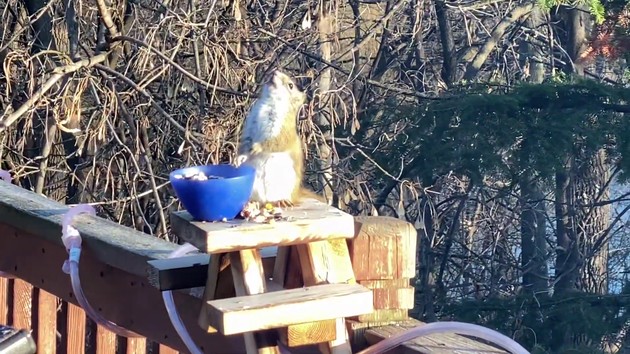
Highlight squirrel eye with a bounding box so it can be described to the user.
[288,83,294,89]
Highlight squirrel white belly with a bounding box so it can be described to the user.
[236,70,321,207]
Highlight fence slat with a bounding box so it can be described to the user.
[37,289,58,354]
[0,276,9,323]
[12,278,33,329]
[96,324,117,354]
[159,343,179,354]
[67,303,86,354]
[126,337,147,354]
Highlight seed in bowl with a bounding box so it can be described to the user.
[173,170,224,181]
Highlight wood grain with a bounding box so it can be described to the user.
[126,337,147,354]
[205,283,373,335]
[228,249,279,354]
[170,198,355,254]
[360,279,414,309]
[358,308,409,323]
[158,344,179,353]
[66,303,86,354]
[0,276,9,324]
[12,278,33,329]
[294,240,358,354]
[96,324,117,354]
[350,216,417,280]
[37,289,58,354]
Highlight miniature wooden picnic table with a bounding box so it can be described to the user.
[170,198,375,354]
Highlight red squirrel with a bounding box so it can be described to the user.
[235,70,323,207]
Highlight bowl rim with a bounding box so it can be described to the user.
[169,163,256,181]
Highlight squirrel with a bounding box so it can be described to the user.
[235,69,323,207]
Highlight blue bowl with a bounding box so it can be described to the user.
[169,164,256,222]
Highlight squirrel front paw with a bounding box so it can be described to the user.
[274,199,295,208]
[235,154,248,167]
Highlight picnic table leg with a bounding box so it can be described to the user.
[295,239,355,354]
[228,249,280,354]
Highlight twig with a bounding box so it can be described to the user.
[111,35,247,97]
[0,51,111,132]
[257,28,442,99]
[94,64,202,144]
[334,0,407,60]
[123,99,169,238]
[72,181,170,206]
[95,0,121,39]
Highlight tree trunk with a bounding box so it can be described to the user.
[551,3,611,349]
[519,5,548,298]
[314,0,335,204]
[434,0,456,87]
[575,148,611,294]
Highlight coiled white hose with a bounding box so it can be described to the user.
[61,204,140,338]
[357,321,529,354]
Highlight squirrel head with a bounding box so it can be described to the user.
[261,70,306,112]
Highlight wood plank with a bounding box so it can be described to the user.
[358,309,409,323]
[170,198,355,254]
[272,246,290,287]
[350,217,417,280]
[171,253,278,332]
[280,320,337,347]
[364,319,509,354]
[158,344,179,353]
[0,182,183,278]
[67,303,86,354]
[147,254,210,291]
[295,239,360,353]
[371,287,414,310]
[0,276,9,324]
[360,279,414,309]
[12,278,33,330]
[277,246,333,347]
[148,249,278,291]
[359,279,411,288]
[37,289,58,354]
[228,250,279,354]
[205,283,373,336]
[126,337,147,354]
[296,239,356,286]
[346,319,404,352]
[96,324,117,354]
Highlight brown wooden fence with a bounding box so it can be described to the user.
[0,275,179,354]
[0,181,245,354]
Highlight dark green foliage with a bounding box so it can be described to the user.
[440,288,630,352]
[360,79,630,352]
[368,79,630,187]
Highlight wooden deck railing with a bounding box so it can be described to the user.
[0,180,510,354]
[0,181,245,354]
[0,275,173,354]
